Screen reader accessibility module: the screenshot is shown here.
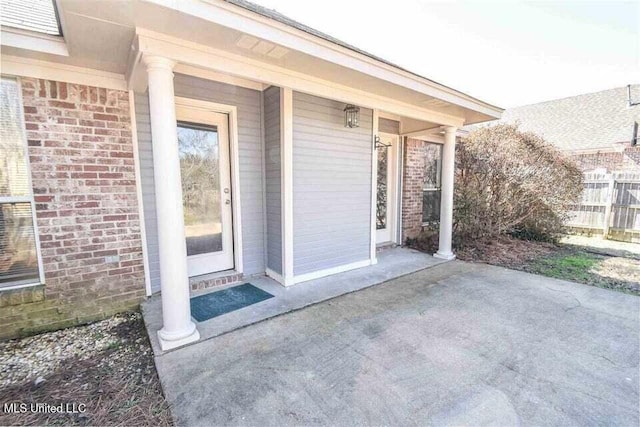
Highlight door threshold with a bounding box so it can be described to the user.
[189,270,243,292]
[376,242,398,252]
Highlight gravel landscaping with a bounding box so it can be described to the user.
[0,312,172,426]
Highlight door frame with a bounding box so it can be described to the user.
[375,131,399,246]
[175,96,244,274]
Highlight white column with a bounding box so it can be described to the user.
[434,126,457,260]
[144,55,199,351]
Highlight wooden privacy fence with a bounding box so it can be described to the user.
[566,171,640,243]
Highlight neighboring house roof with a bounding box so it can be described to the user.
[0,0,60,35]
[501,85,640,152]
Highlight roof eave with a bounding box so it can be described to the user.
[181,0,502,118]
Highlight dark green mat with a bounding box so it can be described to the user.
[190,283,274,322]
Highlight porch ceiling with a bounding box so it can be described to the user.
[3,0,502,125]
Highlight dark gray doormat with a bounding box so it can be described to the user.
[190,283,274,322]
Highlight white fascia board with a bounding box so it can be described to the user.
[1,26,69,56]
[135,30,465,127]
[1,55,127,90]
[145,0,501,118]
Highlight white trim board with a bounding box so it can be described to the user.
[280,87,294,286]
[293,259,372,285]
[174,64,266,92]
[133,31,465,127]
[147,0,501,117]
[128,90,153,296]
[174,96,244,274]
[1,55,126,90]
[1,27,68,56]
[369,109,379,264]
[265,268,284,285]
[14,77,45,288]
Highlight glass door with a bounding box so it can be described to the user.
[176,105,234,276]
[375,133,398,244]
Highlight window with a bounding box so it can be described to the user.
[0,78,42,288]
[422,143,442,224]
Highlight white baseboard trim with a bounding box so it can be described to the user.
[265,268,285,285]
[293,259,372,285]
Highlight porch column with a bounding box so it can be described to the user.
[434,126,457,260]
[143,55,200,350]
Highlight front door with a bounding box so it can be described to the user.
[176,105,234,276]
[375,133,398,244]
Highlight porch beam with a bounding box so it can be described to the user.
[143,0,502,118]
[133,30,465,128]
[434,126,457,261]
[143,54,200,350]
[401,127,445,139]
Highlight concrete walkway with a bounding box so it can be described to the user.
[143,247,444,355]
[154,261,639,426]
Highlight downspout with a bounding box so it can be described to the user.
[627,85,638,147]
[628,85,639,107]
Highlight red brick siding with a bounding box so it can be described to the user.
[0,78,146,339]
[401,138,429,241]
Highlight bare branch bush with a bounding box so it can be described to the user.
[454,124,583,244]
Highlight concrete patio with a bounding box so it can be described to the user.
[152,260,639,426]
[142,247,445,355]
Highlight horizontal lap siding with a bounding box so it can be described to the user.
[134,75,266,286]
[263,86,282,274]
[292,92,372,276]
[134,92,161,293]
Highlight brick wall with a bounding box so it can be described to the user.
[570,146,640,172]
[0,78,146,339]
[401,138,429,241]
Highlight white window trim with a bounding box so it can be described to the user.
[0,77,45,291]
[421,142,443,226]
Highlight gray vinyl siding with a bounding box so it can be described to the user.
[292,91,373,276]
[134,75,266,289]
[379,117,400,134]
[134,92,161,293]
[263,86,282,274]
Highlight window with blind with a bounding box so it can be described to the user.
[0,78,41,288]
[422,143,442,224]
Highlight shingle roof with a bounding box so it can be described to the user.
[501,85,640,152]
[0,0,60,35]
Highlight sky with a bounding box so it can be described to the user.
[251,0,639,109]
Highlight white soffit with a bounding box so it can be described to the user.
[235,34,289,59]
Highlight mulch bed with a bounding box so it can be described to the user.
[0,312,173,426]
[455,236,557,268]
